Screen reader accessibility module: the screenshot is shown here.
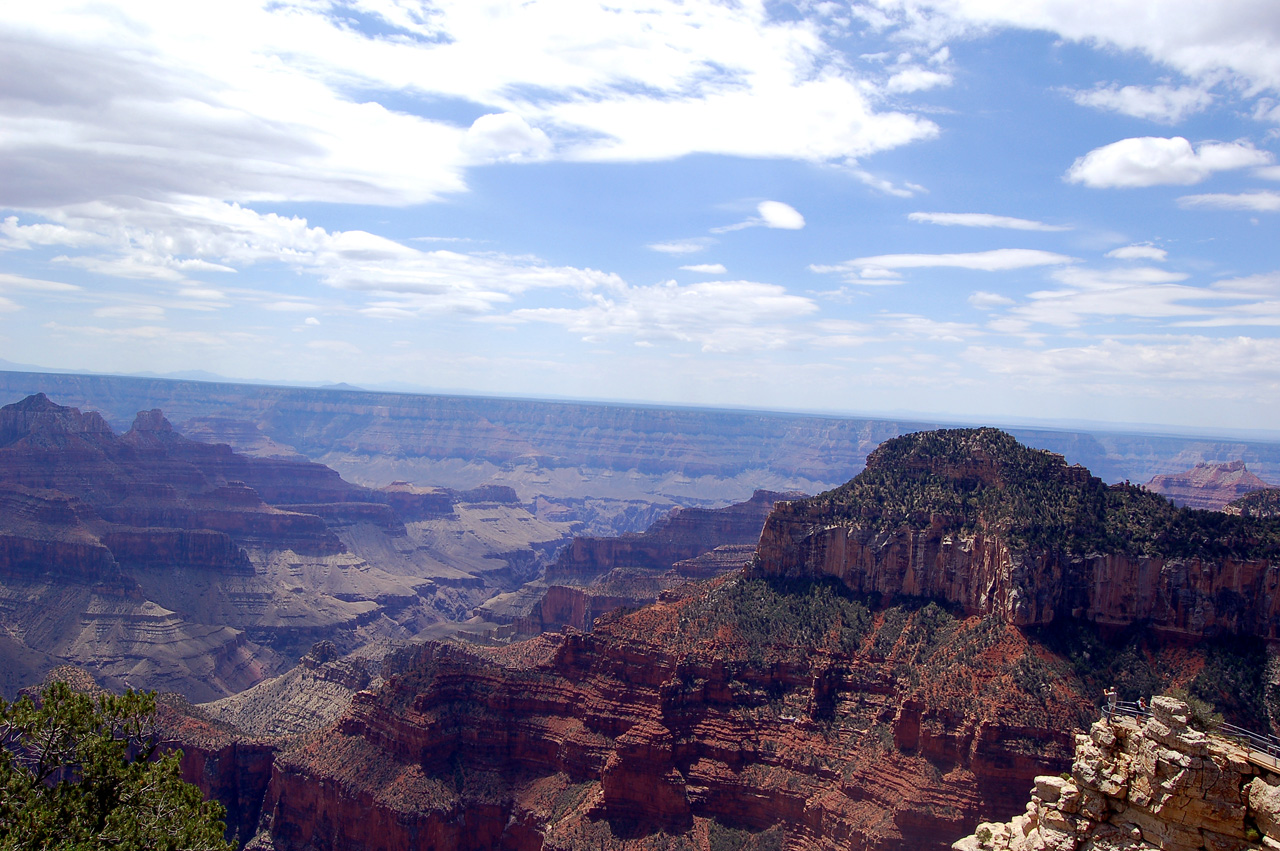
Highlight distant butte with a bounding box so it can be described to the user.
[1143,459,1272,510]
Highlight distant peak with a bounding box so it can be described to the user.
[9,392,59,412]
[0,393,115,448]
[129,409,175,433]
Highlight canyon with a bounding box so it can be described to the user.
[0,394,575,700]
[3,371,1280,517]
[150,427,1280,850]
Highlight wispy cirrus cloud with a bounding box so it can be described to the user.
[812,248,1075,280]
[1177,190,1280,211]
[505,279,817,352]
[908,212,1069,231]
[1070,83,1214,124]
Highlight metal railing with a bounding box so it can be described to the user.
[1103,700,1280,767]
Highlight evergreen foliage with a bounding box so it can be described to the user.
[0,682,232,851]
[812,428,1280,559]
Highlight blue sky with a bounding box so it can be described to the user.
[2,0,1280,431]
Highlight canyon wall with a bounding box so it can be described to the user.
[6,370,1280,504]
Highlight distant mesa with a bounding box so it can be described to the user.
[1143,459,1271,510]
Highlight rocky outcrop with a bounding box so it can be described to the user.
[1145,461,1272,511]
[1227,490,1280,520]
[954,696,1277,851]
[755,430,1280,639]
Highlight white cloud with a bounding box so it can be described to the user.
[648,240,712,255]
[1009,265,1252,328]
[1106,244,1169,261]
[757,201,806,230]
[680,263,728,274]
[969,291,1015,309]
[0,199,623,317]
[813,248,1075,276]
[462,113,553,164]
[1257,166,1280,180]
[0,273,81,293]
[874,1,1280,95]
[305,317,321,326]
[93,305,166,321]
[1071,84,1213,123]
[908,212,1069,231]
[1177,190,1280,211]
[507,279,817,352]
[712,201,806,233]
[849,169,927,197]
[965,337,1280,386]
[1066,137,1272,189]
[886,68,953,93]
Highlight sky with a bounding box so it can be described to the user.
[2,1,1280,432]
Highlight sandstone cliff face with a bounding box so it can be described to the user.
[1145,461,1272,511]
[754,431,1280,639]
[754,510,1280,637]
[954,696,1280,851]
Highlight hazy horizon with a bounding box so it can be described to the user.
[3,2,1280,433]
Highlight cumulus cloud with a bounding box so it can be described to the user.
[908,212,1069,231]
[1106,244,1169,261]
[680,264,728,274]
[463,113,553,164]
[813,249,1075,277]
[506,279,818,352]
[712,201,806,233]
[1071,84,1213,123]
[1065,137,1272,188]
[1177,190,1280,211]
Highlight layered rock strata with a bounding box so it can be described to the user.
[955,696,1280,851]
[1145,461,1272,511]
[756,429,1280,639]
[241,585,1093,851]
[480,490,802,636]
[0,394,574,699]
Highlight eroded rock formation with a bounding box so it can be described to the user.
[0,395,574,699]
[755,429,1280,639]
[479,490,802,636]
[1145,461,1272,511]
[954,696,1279,851]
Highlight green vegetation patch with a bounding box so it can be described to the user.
[0,682,232,851]
[677,576,871,661]
[805,428,1280,560]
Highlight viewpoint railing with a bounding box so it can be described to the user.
[1105,700,1280,769]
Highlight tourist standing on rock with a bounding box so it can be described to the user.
[1103,687,1117,719]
